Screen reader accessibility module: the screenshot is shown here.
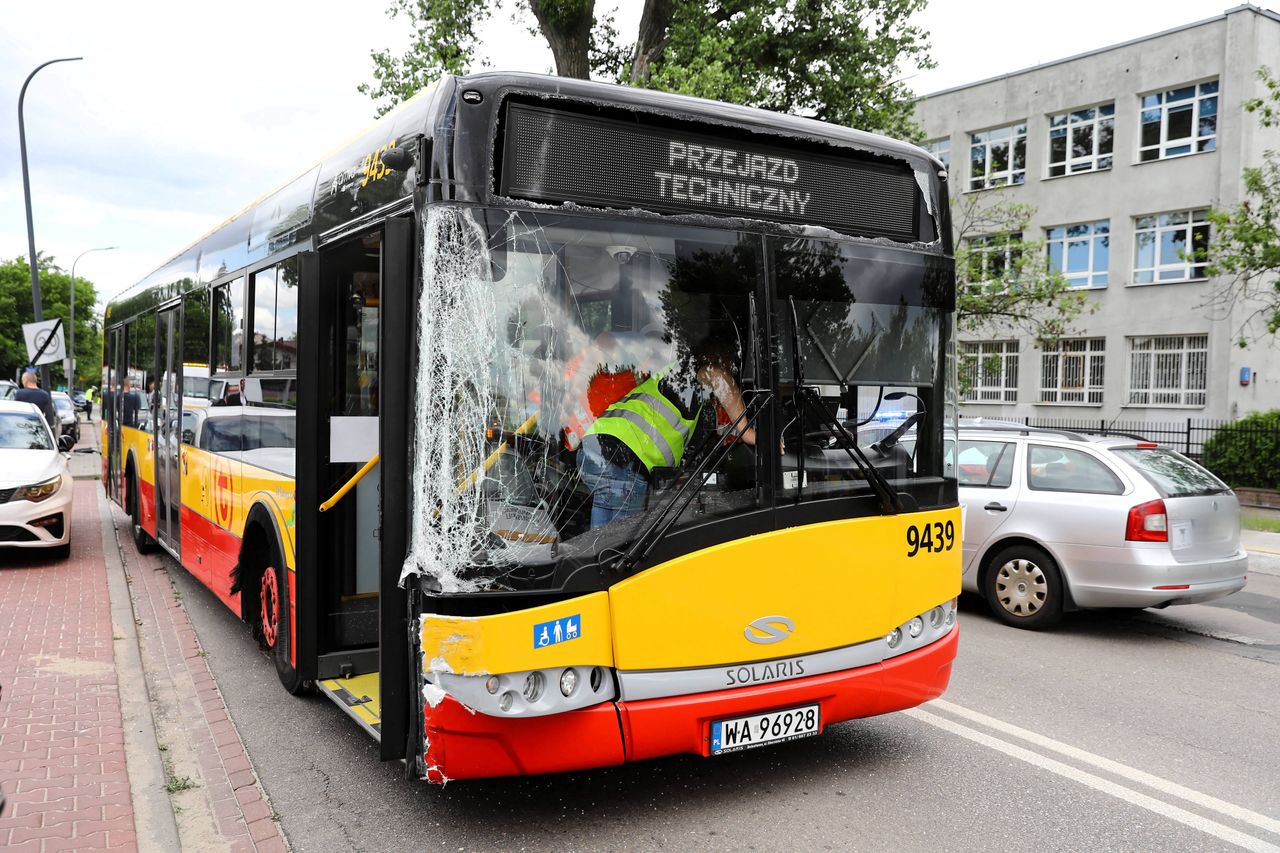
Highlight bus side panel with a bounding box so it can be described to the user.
[200,451,242,611]
[210,465,295,613]
[179,445,214,588]
[121,426,156,536]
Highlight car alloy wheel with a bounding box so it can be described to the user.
[994,558,1047,617]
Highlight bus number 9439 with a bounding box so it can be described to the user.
[906,520,955,557]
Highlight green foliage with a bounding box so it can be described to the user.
[952,195,1093,341]
[1200,409,1280,489]
[1207,66,1280,343]
[645,0,933,140]
[0,255,102,389]
[361,0,934,139]
[358,0,495,116]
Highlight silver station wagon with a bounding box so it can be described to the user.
[950,422,1248,629]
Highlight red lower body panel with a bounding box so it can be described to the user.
[421,627,958,781]
[422,699,626,782]
[136,478,157,538]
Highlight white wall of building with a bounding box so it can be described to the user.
[916,5,1280,425]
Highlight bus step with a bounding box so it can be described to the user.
[318,672,382,741]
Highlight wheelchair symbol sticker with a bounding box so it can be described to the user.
[533,614,581,648]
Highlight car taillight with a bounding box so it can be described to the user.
[1126,499,1168,542]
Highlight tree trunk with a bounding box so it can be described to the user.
[628,0,673,84]
[529,0,595,79]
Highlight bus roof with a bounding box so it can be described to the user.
[106,72,943,326]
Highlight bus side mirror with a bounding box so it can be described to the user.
[58,434,75,452]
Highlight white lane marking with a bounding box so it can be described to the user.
[930,698,1280,838]
[905,709,1280,853]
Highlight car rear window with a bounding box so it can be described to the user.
[1027,445,1124,495]
[1112,448,1228,498]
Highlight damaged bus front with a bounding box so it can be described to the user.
[402,80,959,780]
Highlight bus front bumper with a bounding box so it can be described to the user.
[420,626,958,781]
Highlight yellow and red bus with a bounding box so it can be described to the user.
[103,72,959,782]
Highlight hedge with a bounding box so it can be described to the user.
[1200,409,1280,489]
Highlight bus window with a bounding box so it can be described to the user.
[249,258,299,373]
[213,277,245,373]
[252,265,278,372]
[182,289,213,399]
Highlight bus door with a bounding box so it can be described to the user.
[154,306,182,554]
[303,217,412,761]
[105,326,124,501]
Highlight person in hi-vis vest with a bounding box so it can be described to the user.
[576,335,754,529]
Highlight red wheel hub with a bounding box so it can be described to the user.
[260,568,280,649]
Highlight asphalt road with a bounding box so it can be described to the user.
[169,551,1280,852]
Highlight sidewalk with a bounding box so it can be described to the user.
[1242,528,1280,557]
[0,418,287,851]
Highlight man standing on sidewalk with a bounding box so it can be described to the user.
[15,367,57,433]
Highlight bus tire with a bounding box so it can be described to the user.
[983,543,1063,629]
[128,470,157,554]
[260,533,307,695]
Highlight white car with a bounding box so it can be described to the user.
[0,401,75,558]
[953,422,1246,628]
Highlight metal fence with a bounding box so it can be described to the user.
[1011,417,1280,462]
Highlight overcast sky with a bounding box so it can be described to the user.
[0,0,1241,307]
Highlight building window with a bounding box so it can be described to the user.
[926,137,950,169]
[1139,80,1218,161]
[1126,334,1208,407]
[969,123,1027,190]
[1047,104,1114,176]
[1040,338,1105,404]
[1133,210,1209,284]
[966,232,1022,283]
[1046,221,1109,287]
[961,340,1019,403]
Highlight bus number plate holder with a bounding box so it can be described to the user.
[709,704,820,756]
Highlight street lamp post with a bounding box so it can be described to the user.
[69,246,117,399]
[19,56,82,390]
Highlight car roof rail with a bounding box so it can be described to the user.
[1084,430,1152,443]
[958,420,1088,442]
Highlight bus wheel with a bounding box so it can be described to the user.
[983,544,1063,629]
[129,476,157,554]
[264,540,307,695]
[259,566,281,650]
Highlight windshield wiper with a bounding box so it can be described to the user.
[607,390,772,576]
[788,298,902,515]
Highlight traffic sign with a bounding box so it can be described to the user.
[23,318,65,366]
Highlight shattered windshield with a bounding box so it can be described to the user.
[405,207,952,593]
[406,208,764,592]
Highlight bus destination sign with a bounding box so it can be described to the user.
[499,102,919,241]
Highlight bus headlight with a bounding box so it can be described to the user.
[559,668,578,697]
[885,600,958,660]
[436,665,616,718]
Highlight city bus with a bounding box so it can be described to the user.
[102,72,960,782]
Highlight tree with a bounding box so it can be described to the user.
[360,0,934,139]
[0,256,102,389]
[952,195,1093,340]
[1205,66,1280,344]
